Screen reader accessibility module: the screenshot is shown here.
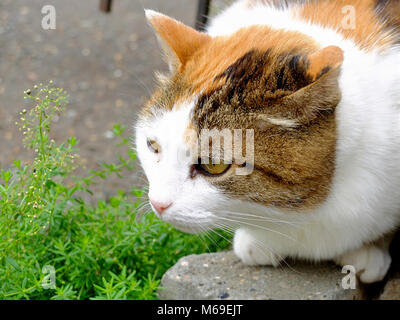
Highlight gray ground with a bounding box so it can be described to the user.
[0,0,208,198]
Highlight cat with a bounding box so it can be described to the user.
[135,0,400,284]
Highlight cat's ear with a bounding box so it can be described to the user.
[305,46,344,81]
[255,46,343,129]
[273,46,343,127]
[145,10,211,72]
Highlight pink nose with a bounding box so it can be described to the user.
[150,200,172,215]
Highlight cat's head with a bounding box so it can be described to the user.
[135,10,343,233]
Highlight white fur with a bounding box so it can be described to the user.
[265,117,299,128]
[135,100,225,234]
[136,0,400,283]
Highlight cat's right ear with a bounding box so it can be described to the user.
[145,10,211,73]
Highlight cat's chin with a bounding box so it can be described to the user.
[160,216,215,235]
[156,209,217,235]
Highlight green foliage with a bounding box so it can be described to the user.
[0,82,230,300]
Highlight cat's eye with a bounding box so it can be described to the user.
[147,139,161,154]
[197,158,230,176]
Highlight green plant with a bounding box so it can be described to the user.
[0,82,231,300]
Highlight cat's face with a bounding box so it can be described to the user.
[136,101,226,233]
[135,11,343,233]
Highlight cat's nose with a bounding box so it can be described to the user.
[150,199,173,215]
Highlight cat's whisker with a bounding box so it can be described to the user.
[213,222,236,235]
[216,220,289,269]
[214,215,304,248]
[136,204,150,216]
[203,230,223,250]
[135,193,150,203]
[193,221,219,252]
[135,204,152,222]
[135,198,151,213]
[228,213,304,228]
[216,210,305,228]
[243,235,302,275]
[209,220,302,274]
[196,232,213,254]
[206,225,233,246]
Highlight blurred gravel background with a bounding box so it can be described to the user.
[0,0,202,199]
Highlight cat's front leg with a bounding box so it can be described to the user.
[233,228,284,267]
[334,240,392,284]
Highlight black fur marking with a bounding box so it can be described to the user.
[376,0,391,12]
[276,65,287,90]
[196,49,316,130]
[316,66,332,80]
[288,55,301,72]
[256,165,295,185]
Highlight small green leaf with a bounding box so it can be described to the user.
[109,197,121,208]
[5,257,21,271]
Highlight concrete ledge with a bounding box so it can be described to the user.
[158,251,364,300]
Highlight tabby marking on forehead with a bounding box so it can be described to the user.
[190,47,340,210]
[140,25,319,119]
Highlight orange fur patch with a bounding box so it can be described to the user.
[184,26,319,95]
[295,0,396,51]
[307,46,344,80]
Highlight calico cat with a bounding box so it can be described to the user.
[135,0,400,283]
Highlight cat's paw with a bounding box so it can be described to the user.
[233,228,283,267]
[335,245,391,283]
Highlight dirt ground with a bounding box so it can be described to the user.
[0,0,203,198]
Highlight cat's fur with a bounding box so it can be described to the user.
[136,0,400,283]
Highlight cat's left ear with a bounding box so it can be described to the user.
[305,46,344,81]
[279,46,344,126]
[145,10,211,72]
[256,46,344,129]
